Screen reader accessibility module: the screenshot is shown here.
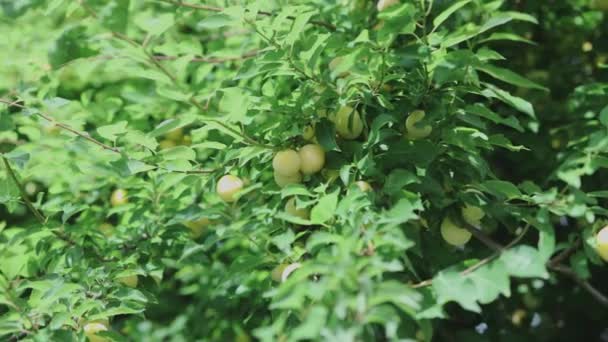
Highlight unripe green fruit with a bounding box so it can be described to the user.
[272,149,301,176]
[335,106,363,140]
[596,226,608,262]
[303,125,315,141]
[329,57,349,78]
[298,144,325,175]
[217,175,244,202]
[271,263,301,282]
[110,189,128,207]
[165,128,184,142]
[83,320,110,342]
[271,263,288,282]
[405,110,432,140]
[184,218,211,238]
[355,181,373,192]
[159,139,177,150]
[117,274,138,288]
[99,223,114,237]
[274,171,302,188]
[440,217,472,246]
[377,0,400,11]
[462,205,485,227]
[285,197,309,220]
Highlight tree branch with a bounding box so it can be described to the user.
[548,263,608,307]
[0,99,216,174]
[2,156,46,224]
[160,0,337,31]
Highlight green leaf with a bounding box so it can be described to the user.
[476,64,547,91]
[97,121,128,141]
[481,180,522,199]
[310,190,339,224]
[135,12,174,35]
[480,83,536,118]
[315,118,339,151]
[500,245,549,278]
[467,259,511,304]
[197,13,234,29]
[99,0,130,33]
[433,270,481,312]
[432,0,472,29]
[48,26,98,68]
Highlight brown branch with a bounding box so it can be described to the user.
[0,99,120,153]
[411,223,531,289]
[548,263,608,307]
[2,156,46,224]
[160,0,337,31]
[464,223,503,251]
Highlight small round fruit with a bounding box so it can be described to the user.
[274,171,302,188]
[462,205,485,227]
[165,128,184,142]
[117,274,138,288]
[511,309,527,327]
[217,175,244,202]
[405,110,432,140]
[159,139,177,150]
[285,197,309,220]
[440,217,472,246]
[110,189,128,207]
[303,125,315,141]
[596,226,608,262]
[377,0,400,11]
[184,218,211,238]
[83,320,110,342]
[329,57,349,78]
[298,144,325,175]
[355,181,372,192]
[335,106,363,140]
[272,149,301,176]
[271,264,288,282]
[99,223,114,237]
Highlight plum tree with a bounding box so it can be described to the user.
[216,175,244,202]
[440,217,472,246]
[298,144,325,175]
[335,106,363,140]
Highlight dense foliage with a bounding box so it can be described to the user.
[1,0,608,341]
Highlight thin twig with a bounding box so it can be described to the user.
[108,34,273,149]
[2,156,46,224]
[160,0,337,31]
[0,99,217,174]
[549,264,608,307]
[411,223,531,288]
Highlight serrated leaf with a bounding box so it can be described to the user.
[97,121,128,141]
[310,190,339,224]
